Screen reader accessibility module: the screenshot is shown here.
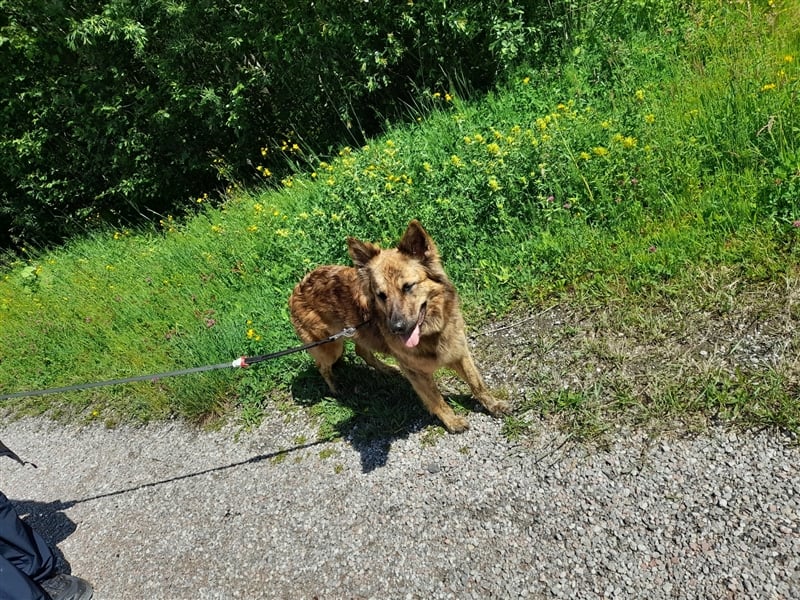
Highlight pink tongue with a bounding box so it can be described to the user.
[404,323,421,348]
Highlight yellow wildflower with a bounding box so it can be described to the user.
[450,155,463,168]
[761,83,776,92]
[645,114,656,124]
[593,146,609,157]
[488,177,501,191]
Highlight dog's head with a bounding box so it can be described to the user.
[348,220,449,348]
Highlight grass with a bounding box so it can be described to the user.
[1,0,798,441]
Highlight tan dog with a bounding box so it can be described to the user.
[289,220,509,432]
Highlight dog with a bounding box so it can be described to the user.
[289,220,509,432]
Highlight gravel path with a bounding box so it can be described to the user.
[1,409,798,599]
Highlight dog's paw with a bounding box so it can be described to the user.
[484,398,512,417]
[443,414,470,434]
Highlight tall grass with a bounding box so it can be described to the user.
[1,0,798,430]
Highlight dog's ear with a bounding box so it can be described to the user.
[397,220,439,263]
[347,237,381,268]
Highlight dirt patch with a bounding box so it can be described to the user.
[466,272,799,441]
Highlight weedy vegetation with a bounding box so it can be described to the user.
[1,0,798,442]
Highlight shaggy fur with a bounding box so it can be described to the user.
[289,220,509,432]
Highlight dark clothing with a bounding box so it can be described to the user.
[0,491,56,600]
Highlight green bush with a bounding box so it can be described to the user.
[0,0,572,248]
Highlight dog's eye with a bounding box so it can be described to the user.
[376,291,387,302]
[402,282,415,294]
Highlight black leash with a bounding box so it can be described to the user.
[0,322,368,402]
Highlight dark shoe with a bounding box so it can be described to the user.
[40,574,93,600]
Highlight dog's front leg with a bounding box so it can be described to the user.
[403,370,469,433]
[451,353,510,417]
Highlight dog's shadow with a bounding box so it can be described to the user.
[290,358,477,472]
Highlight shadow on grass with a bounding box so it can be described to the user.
[290,358,480,472]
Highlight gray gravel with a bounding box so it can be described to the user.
[1,409,798,599]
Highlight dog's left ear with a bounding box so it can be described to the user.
[398,220,439,263]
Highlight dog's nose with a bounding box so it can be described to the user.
[388,318,407,335]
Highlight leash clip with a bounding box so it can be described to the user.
[340,326,357,338]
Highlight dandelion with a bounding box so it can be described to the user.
[253,203,263,212]
[488,177,501,191]
[622,136,637,148]
[635,89,645,102]
[486,142,501,156]
[331,213,342,222]
[600,120,611,129]
[282,177,293,187]
[260,147,268,157]
[522,76,530,85]
[784,55,794,63]
[298,212,309,220]
[445,93,453,102]
[450,155,463,168]
[275,228,290,237]
[579,151,591,161]
[247,225,258,233]
[761,83,776,92]
[645,113,656,124]
[593,146,609,157]
[422,162,432,172]
[211,224,223,233]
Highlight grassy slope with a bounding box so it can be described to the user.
[1,1,798,437]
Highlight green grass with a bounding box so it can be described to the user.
[1,0,798,440]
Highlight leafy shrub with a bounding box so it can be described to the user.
[0,0,573,248]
